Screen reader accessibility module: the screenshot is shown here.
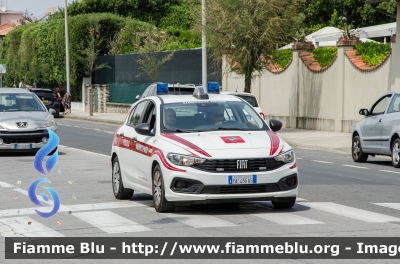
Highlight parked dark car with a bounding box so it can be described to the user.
[28,88,64,118]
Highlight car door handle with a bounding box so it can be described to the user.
[119,132,124,137]
[379,119,383,123]
[132,137,137,142]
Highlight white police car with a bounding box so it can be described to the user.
[111,83,298,212]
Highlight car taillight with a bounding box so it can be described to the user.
[260,112,265,120]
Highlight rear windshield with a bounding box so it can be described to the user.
[168,87,195,95]
[235,95,258,107]
[0,93,47,112]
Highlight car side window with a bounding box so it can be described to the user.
[370,95,392,115]
[127,101,147,127]
[387,94,400,114]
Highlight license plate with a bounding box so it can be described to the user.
[41,100,48,103]
[14,144,33,149]
[228,175,257,184]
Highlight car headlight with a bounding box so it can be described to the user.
[274,150,295,163]
[40,116,56,128]
[167,153,206,167]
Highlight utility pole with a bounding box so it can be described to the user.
[64,0,71,95]
[202,0,207,88]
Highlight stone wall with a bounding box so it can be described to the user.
[84,84,131,113]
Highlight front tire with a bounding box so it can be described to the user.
[112,156,133,199]
[391,139,400,168]
[272,197,296,209]
[352,135,368,162]
[152,164,175,213]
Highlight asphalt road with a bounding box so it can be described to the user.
[2,119,400,264]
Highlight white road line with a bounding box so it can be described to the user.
[0,217,64,237]
[296,158,303,160]
[148,208,237,228]
[253,213,323,225]
[0,202,146,218]
[342,165,369,169]
[311,160,333,164]
[66,201,146,211]
[299,202,400,222]
[73,211,151,233]
[380,170,400,175]
[58,145,110,157]
[0,181,55,206]
[373,203,400,210]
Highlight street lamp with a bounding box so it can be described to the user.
[64,0,71,95]
[202,0,207,88]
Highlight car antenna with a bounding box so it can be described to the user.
[173,83,175,94]
[235,85,238,92]
[178,83,180,95]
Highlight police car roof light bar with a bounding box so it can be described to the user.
[156,83,168,94]
[193,87,209,100]
[207,82,220,94]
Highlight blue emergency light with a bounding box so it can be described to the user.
[207,82,220,93]
[156,83,169,94]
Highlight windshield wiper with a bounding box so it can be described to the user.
[206,127,247,131]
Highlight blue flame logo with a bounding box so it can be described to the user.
[28,178,60,218]
[34,128,59,175]
[29,128,60,218]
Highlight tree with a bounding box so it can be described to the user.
[301,0,397,29]
[50,0,182,27]
[133,26,175,82]
[203,0,303,93]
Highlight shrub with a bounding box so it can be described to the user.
[355,42,391,66]
[311,47,337,68]
[271,49,293,69]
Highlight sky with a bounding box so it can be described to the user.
[6,0,73,19]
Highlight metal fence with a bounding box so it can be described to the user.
[93,48,222,104]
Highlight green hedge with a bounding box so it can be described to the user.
[355,42,391,66]
[311,47,337,68]
[271,49,293,69]
[1,13,126,97]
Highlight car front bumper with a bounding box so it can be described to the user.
[0,127,58,151]
[162,160,299,202]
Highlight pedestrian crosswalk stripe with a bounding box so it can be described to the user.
[147,208,237,228]
[0,217,64,237]
[252,213,324,225]
[298,202,400,222]
[373,203,400,210]
[66,201,147,211]
[73,210,151,234]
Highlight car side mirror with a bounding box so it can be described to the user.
[269,119,282,132]
[134,123,154,136]
[359,109,369,116]
[49,108,56,115]
[136,95,140,100]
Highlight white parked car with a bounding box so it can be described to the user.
[111,85,298,212]
[352,90,400,168]
[220,92,265,120]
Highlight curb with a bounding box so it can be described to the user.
[62,115,123,125]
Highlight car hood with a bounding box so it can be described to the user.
[0,111,51,131]
[161,130,287,158]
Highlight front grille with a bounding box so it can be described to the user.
[193,158,284,172]
[0,131,48,144]
[200,184,281,194]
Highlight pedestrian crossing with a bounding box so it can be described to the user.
[2,200,400,237]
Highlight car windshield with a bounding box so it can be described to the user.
[0,93,47,112]
[235,95,258,107]
[162,101,268,133]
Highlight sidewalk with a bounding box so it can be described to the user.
[63,110,351,154]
